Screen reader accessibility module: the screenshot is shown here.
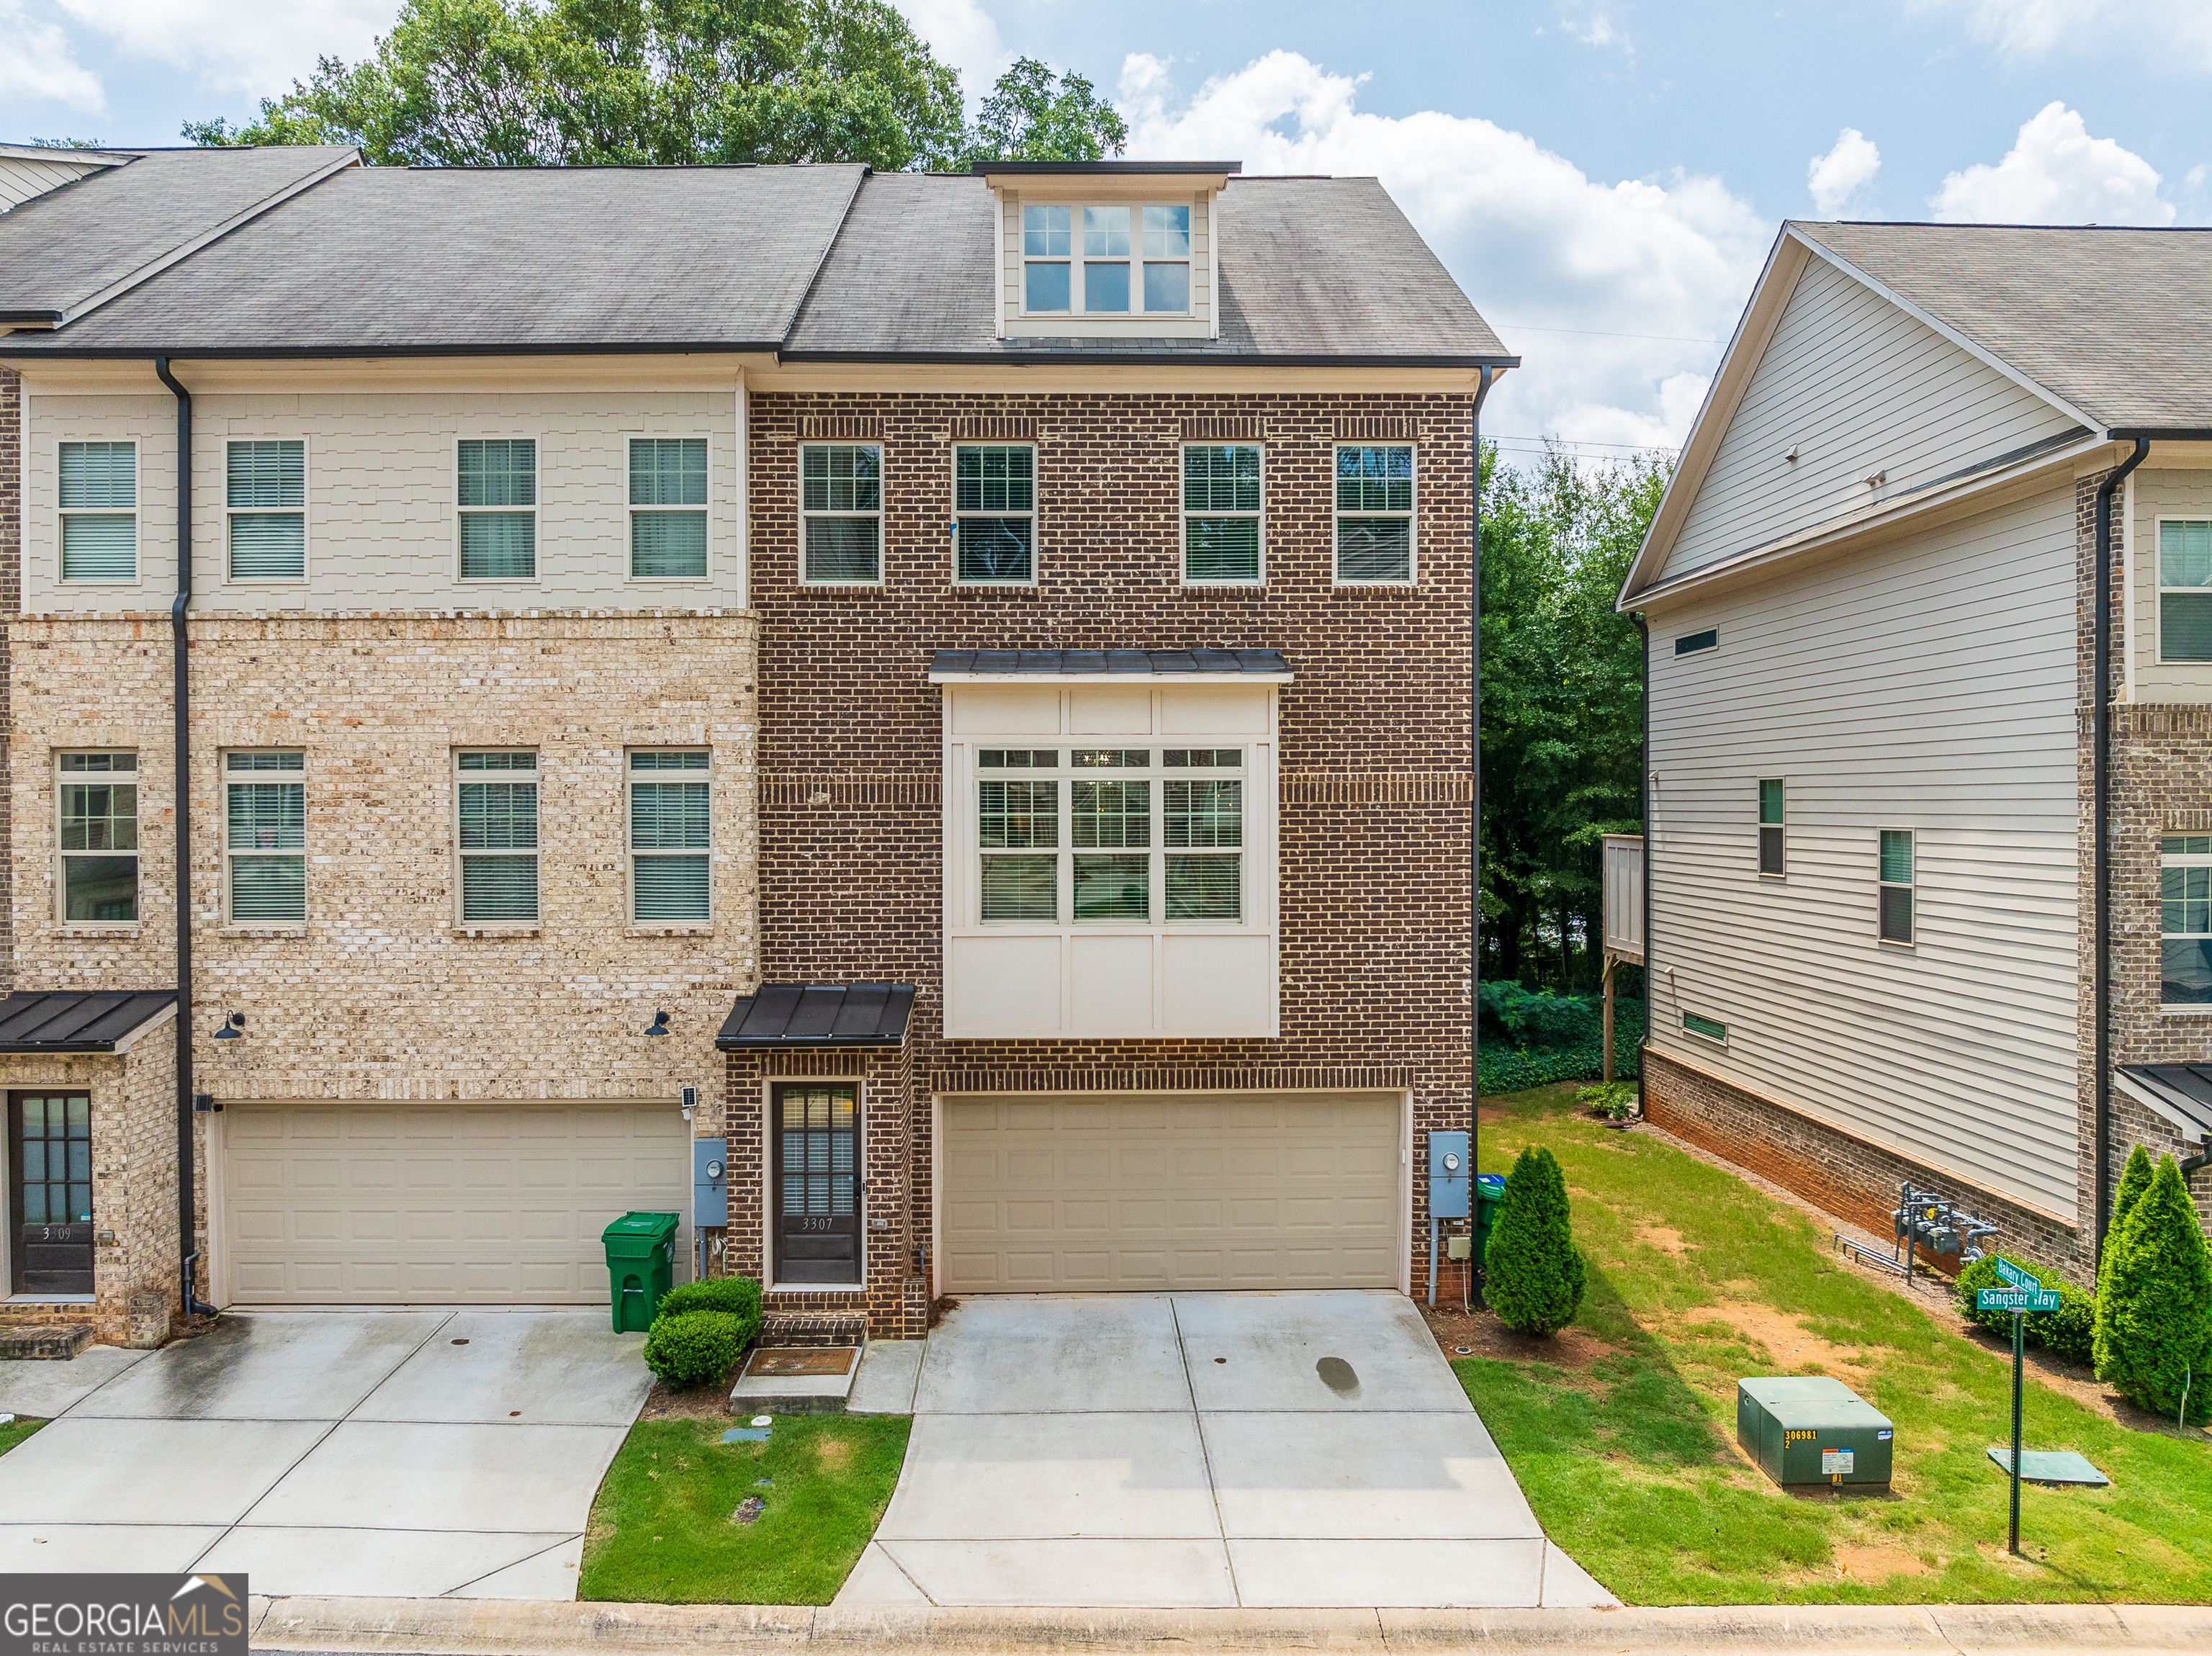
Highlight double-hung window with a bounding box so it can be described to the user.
[1758,780,1785,876]
[227,752,306,923]
[456,750,539,924]
[630,750,711,924]
[630,438,708,580]
[976,747,1244,924]
[954,444,1035,582]
[1334,446,1415,582]
[227,441,306,580]
[2159,518,2212,662]
[1022,203,1190,314]
[2161,835,2212,1004]
[1182,445,1262,583]
[800,444,882,583]
[457,439,536,580]
[1878,829,1914,945]
[58,441,137,582]
[58,752,137,922]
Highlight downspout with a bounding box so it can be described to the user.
[1635,614,1650,1108]
[1460,364,1495,1310]
[2093,437,2150,1269]
[155,357,215,1320]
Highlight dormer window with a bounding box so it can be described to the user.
[1023,203,1192,315]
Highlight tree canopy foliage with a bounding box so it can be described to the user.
[183,0,1123,173]
[1480,443,1667,994]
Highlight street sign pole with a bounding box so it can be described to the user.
[1977,1261,2055,1559]
[2010,1310,2024,1555]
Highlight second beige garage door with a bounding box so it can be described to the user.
[940,1092,1401,1292]
[220,1100,691,1305]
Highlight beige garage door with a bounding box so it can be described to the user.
[222,1101,691,1305]
[940,1092,1401,1292]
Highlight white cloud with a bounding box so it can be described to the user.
[1930,102,2174,225]
[0,0,105,113]
[1807,128,1880,217]
[53,0,391,94]
[1120,50,1768,452]
[1563,12,1622,48]
[1920,1,2212,71]
[893,0,1011,104]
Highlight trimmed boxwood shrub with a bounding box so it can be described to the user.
[642,1309,748,1388]
[1483,1144,1587,1336]
[2094,1156,2212,1426]
[652,1274,763,1347]
[1955,1253,2095,1365]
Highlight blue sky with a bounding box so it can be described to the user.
[7,0,2209,451]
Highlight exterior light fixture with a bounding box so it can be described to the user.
[644,1009,671,1037]
[212,1012,246,1040]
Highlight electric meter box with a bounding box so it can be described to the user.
[1737,1376,1894,1488]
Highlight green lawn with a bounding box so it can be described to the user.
[0,1419,42,1456]
[1462,1084,2212,1606]
[578,1413,912,1604]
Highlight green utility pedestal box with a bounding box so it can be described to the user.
[603,1210,680,1333]
[1737,1375,1894,1488]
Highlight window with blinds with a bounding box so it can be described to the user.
[1878,829,1914,945]
[1182,444,1262,582]
[227,440,306,580]
[2160,834,2212,1004]
[1334,445,1415,583]
[954,444,1035,582]
[457,750,539,923]
[801,444,881,583]
[226,751,307,923]
[630,438,709,580]
[630,750,710,924]
[57,752,137,922]
[2159,519,2212,663]
[58,441,138,582]
[457,439,536,580]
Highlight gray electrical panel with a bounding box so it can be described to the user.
[1429,1130,1470,1219]
[693,1137,728,1228]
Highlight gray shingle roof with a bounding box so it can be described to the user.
[1793,221,2212,433]
[6,162,867,354]
[0,146,355,325]
[0,990,176,1052]
[784,171,1507,362]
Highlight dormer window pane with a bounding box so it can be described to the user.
[1083,206,1130,256]
[1023,204,1070,256]
[1084,261,1130,312]
[1023,204,1071,313]
[1142,206,1189,256]
[1026,263,1070,312]
[1143,263,1190,312]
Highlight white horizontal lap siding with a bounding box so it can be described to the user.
[1647,485,2080,1216]
[0,157,104,211]
[2132,467,2212,702]
[1662,258,2083,583]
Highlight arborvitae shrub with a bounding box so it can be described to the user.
[1484,1144,1587,1336]
[2100,1144,2156,1303]
[2092,1156,2212,1425]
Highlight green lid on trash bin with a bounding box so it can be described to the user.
[602,1210,680,1251]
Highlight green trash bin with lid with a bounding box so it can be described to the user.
[1473,1173,1508,1266]
[603,1210,680,1332]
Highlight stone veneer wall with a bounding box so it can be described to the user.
[739,391,1475,1333]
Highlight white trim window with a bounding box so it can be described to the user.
[2158,518,2212,663]
[630,750,711,924]
[226,751,306,924]
[975,747,1245,925]
[1758,779,1784,876]
[58,441,137,582]
[227,440,306,581]
[1022,202,1190,315]
[2161,834,2212,1005]
[954,444,1035,583]
[630,438,709,580]
[456,750,539,924]
[457,438,536,580]
[1878,829,1914,945]
[57,752,138,923]
[1334,444,1415,583]
[800,443,882,584]
[1182,444,1263,584]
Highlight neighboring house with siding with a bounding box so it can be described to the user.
[1619,220,2212,1281]
[0,145,1507,1344]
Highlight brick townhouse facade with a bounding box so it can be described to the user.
[0,145,1510,1341]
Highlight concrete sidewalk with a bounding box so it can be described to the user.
[250,1596,2212,1655]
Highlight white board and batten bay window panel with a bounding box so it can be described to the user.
[1658,254,2087,587]
[942,680,1279,1039]
[1644,482,2082,1220]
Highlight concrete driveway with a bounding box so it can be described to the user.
[0,1309,647,1598]
[837,1290,1616,1609]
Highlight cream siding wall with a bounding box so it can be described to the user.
[1661,256,2084,582]
[2129,467,2212,703]
[22,389,744,611]
[1645,484,2080,1218]
[0,157,106,212]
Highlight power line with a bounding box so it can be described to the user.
[1489,435,1681,454]
[1493,323,1727,345]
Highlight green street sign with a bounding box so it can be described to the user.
[1992,1258,2036,1290]
[1977,1287,2062,1313]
